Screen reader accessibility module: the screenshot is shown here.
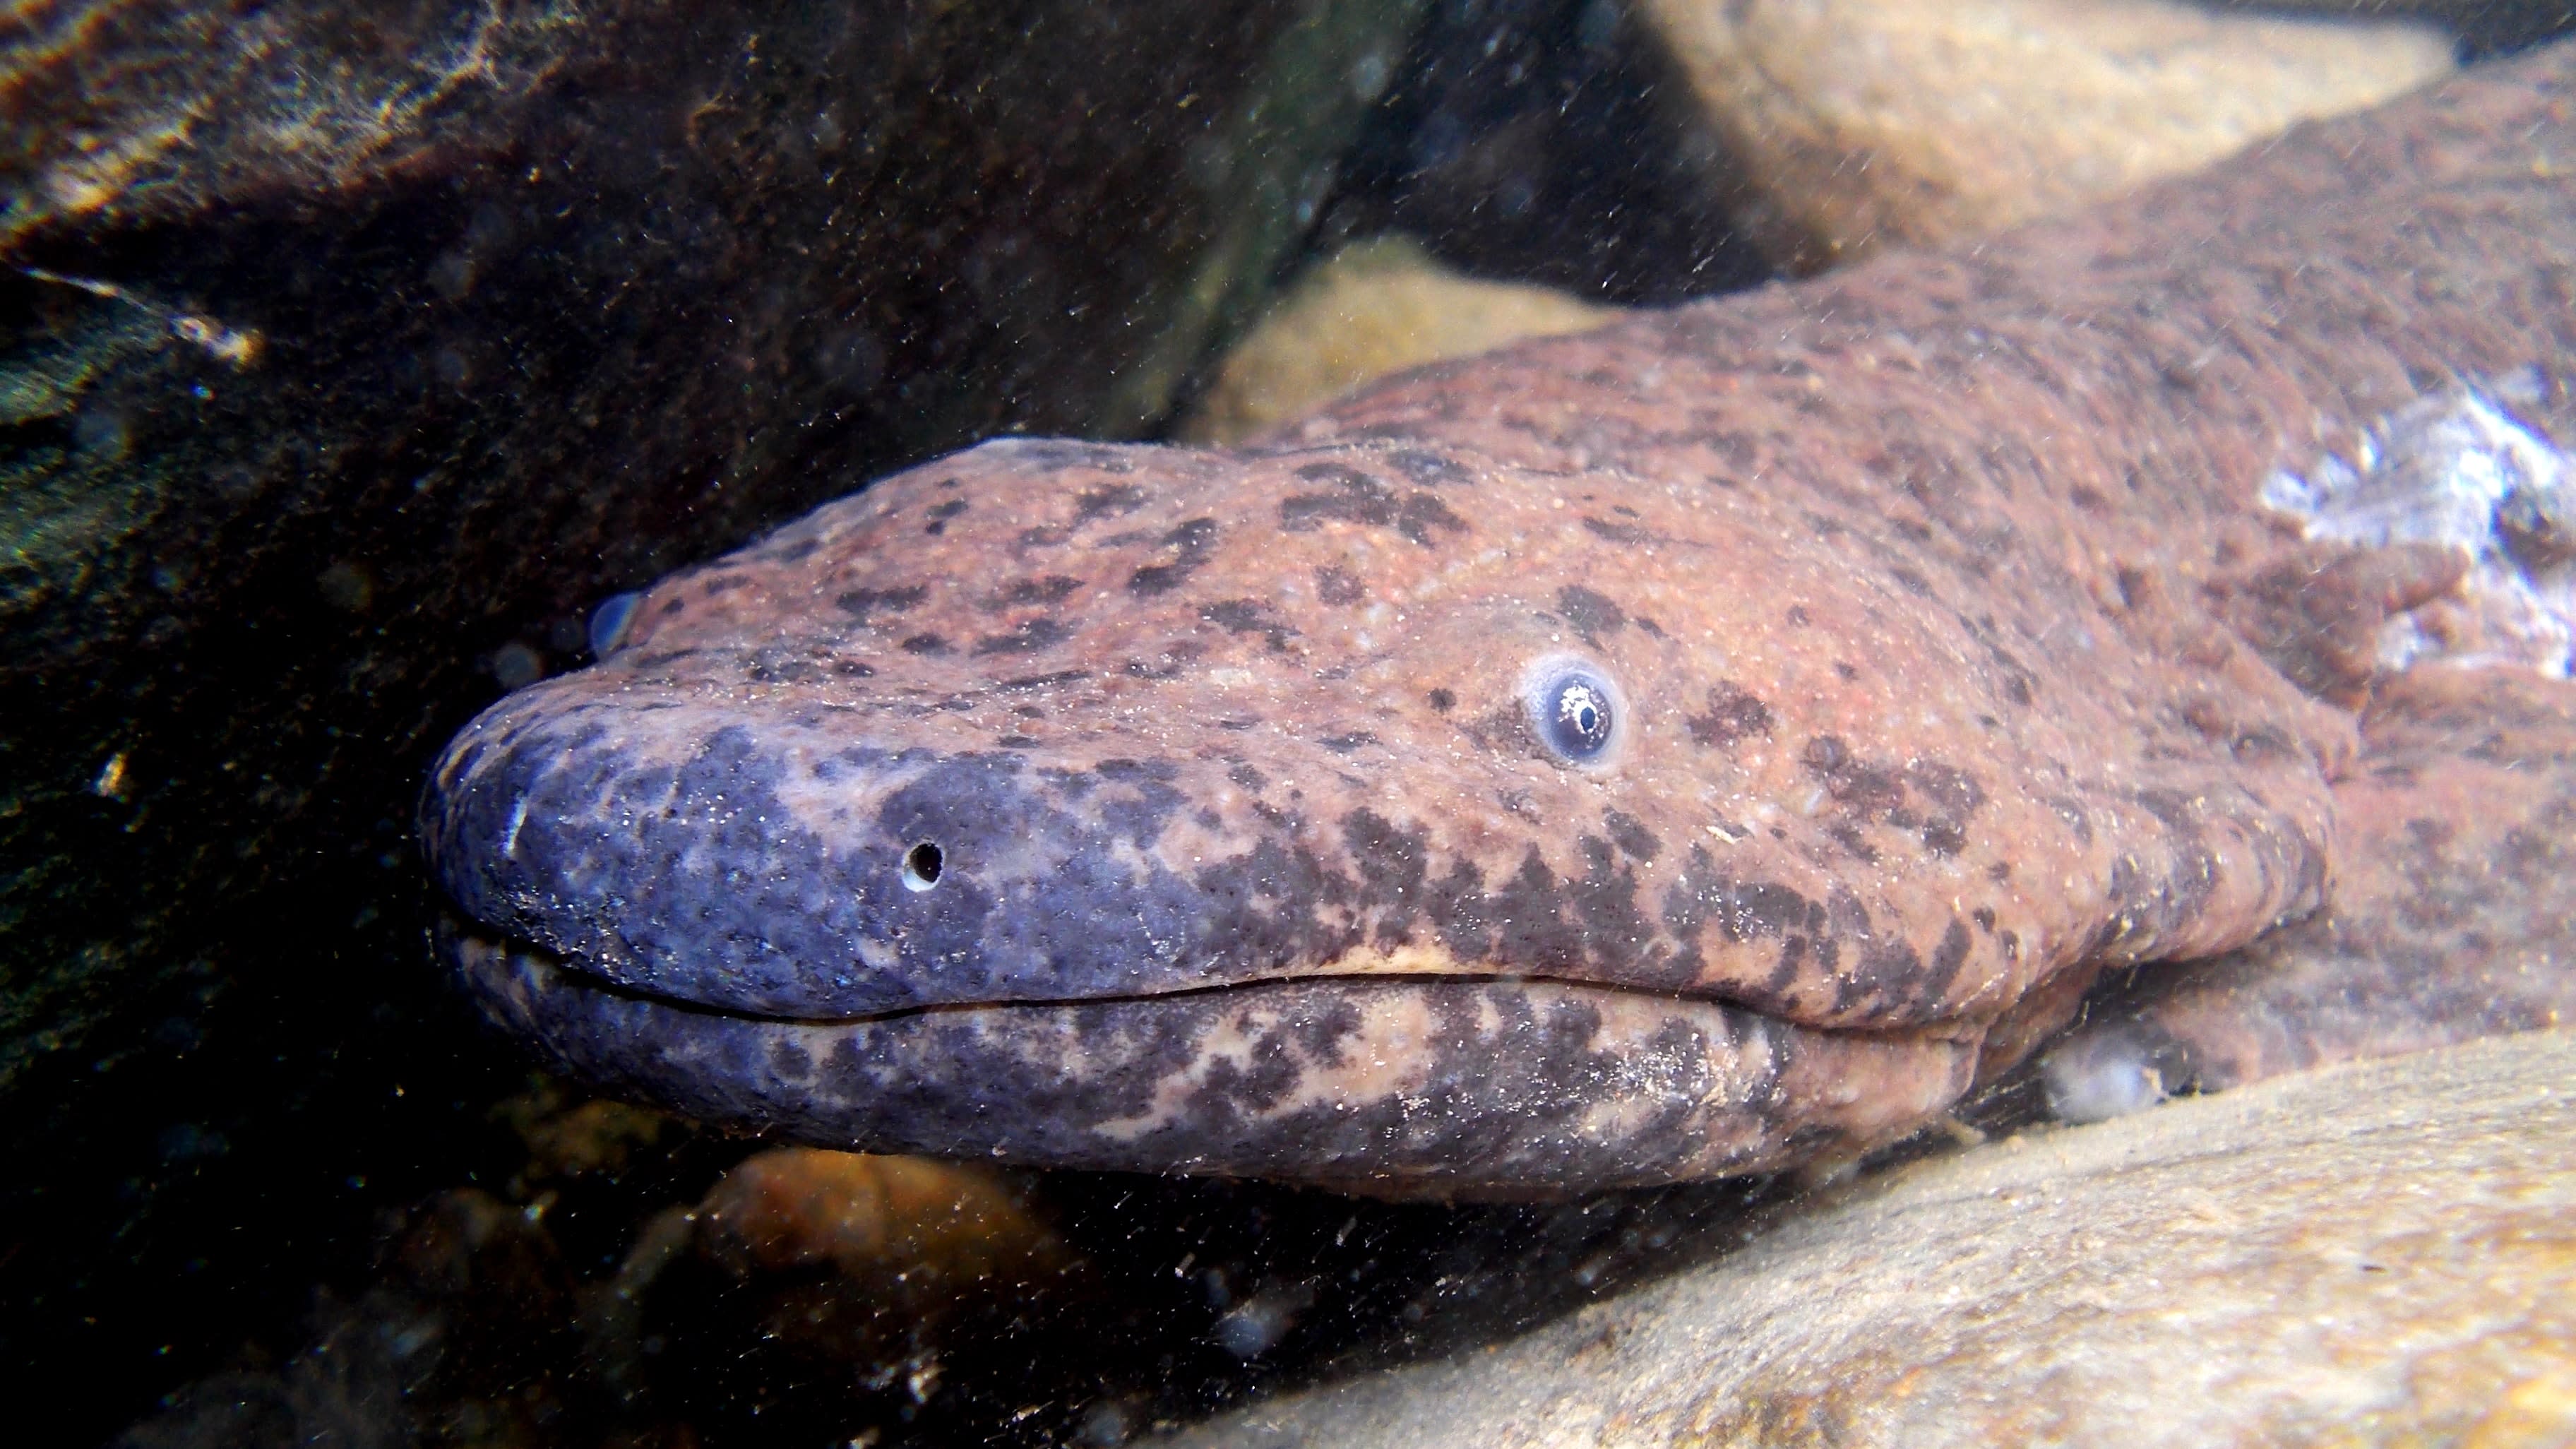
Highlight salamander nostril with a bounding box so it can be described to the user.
[900,841,946,892]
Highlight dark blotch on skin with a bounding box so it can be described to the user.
[1130,518,1220,595]
[972,618,1075,655]
[1581,516,1651,544]
[1907,761,1986,818]
[1604,810,1660,861]
[1556,585,1626,640]
[1924,921,1974,1002]
[1675,866,1815,953]
[924,499,970,535]
[1803,737,1904,816]
[988,576,1083,609]
[1316,565,1365,604]
[1386,448,1471,485]
[1279,467,1467,547]
[1798,735,1988,860]
[745,650,821,684]
[1397,494,1469,548]
[1432,847,1589,976]
[834,585,928,625]
[1203,599,1297,652]
[1687,682,1775,748]
[1294,462,1376,484]
[1124,640,1207,680]
[1908,760,1988,855]
[996,670,1090,693]
[1074,484,1148,523]
[1660,844,1824,1000]
[901,633,950,655]
[1826,822,1880,864]
[1428,688,1456,713]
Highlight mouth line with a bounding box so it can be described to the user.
[446,914,2000,1194]
[459,922,1868,1033]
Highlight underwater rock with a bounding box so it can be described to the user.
[686,1149,1081,1366]
[1169,1030,2576,1448]
[696,1148,1067,1292]
[1309,0,1776,307]
[116,1187,582,1449]
[1638,0,2455,268]
[1179,234,1618,443]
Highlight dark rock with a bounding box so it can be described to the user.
[1316,0,1772,306]
[116,1188,583,1449]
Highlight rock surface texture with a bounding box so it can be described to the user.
[1182,235,1618,444]
[1640,0,2456,268]
[428,46,2576,1195]
[1164,1030,2576,1448]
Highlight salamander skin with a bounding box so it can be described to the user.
[425,42,2576,1198]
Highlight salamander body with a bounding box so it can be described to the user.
[425,43,2576,1196]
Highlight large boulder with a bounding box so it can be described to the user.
[1637,0,2455,268]
[1179,234,1617,442]
[1174,1030,2576,1447]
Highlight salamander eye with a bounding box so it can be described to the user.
[588,590,643,659]
[1520,655,1626,769]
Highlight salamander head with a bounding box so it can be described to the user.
[422,430,2325,1195]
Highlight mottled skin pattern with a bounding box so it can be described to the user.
[2044,669,2576,1117]
[427,43,2576,1197]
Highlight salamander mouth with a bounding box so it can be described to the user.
[473,919,1777,1027]
[442,917,1984,1198]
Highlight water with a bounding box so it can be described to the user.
[5,2,2570,1444]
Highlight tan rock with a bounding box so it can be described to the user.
[1180,235,1617,443]
[696,1147,1066,1289]
[491,1078,679,1183]
[1170,1030,2576,1448]
[688,1148,1083,1371]
[1640,0,2456,268]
